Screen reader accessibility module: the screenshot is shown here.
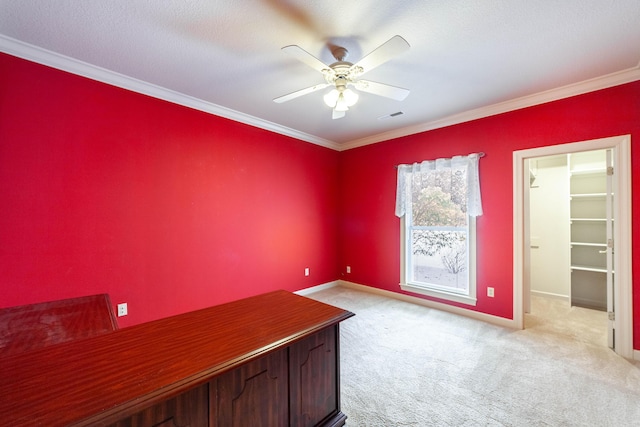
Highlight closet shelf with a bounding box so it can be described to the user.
[569,193,607,199]
[570,265,612,273]
[570,217,608,222]
[570,168,606,176]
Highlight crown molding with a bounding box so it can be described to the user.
[339,65,640,151]
[0,34,341,151]
[2,34,638,153]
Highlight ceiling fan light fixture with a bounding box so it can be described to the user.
[342,88,359,106]
[324,88,358,111]
[334,94,349,111]
[323,89,340,108]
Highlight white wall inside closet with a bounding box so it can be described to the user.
[529,155,570,299]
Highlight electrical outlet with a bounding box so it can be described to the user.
[487,287,495,298]
[304,267,310,276]
[117,303,128,317]
[346,266,351,274]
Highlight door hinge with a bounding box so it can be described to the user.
[607,166,614,175]
[608,311,615,321]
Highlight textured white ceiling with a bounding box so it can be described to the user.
[1,1,639,150]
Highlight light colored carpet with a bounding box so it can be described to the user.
[526,295,608,348]
[309,286,640,426]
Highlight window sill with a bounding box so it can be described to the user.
[400,283,477,306]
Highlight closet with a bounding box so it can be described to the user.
[522,135,632,355]
[529,149,612,311]
[568,150,611,311]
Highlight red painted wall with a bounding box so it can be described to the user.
[338,81,640,348]
[0,53,339,327]
[1,52,639,349]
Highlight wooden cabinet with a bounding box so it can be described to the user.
[289,326,344,427]
[0,290,354,427]
[211,325,344,427]
[108,384,209,427]
[117,326,345,427]
[212,345,289,426]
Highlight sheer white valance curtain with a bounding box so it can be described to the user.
[395,153,483,218]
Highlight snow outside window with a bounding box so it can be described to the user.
[396,153,482,305]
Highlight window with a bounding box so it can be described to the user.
[395,154,483,305]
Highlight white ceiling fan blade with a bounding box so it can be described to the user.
[332,109,346,120]
[282,45,331,74]
[273,83,329,103]
[352,35,410,75]
[354,80,410,101]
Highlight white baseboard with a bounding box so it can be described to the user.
[530,290,570,302]
[337,280,517,329]
[294,281,340,296]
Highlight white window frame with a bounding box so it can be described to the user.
[399,175,478,306]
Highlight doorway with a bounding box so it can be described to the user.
[513,135,633,358]
[526,151,609,347]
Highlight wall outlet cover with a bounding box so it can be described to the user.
[117,303,128,317]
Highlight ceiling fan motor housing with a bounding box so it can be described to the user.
[323,62,363,87]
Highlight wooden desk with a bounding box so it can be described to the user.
[0,290,354,426]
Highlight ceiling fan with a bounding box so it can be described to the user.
[273,35,411,119]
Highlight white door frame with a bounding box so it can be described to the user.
[513,135,633,359]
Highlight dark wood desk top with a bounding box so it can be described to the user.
[0,290,354,426]
[0,294,118,355]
